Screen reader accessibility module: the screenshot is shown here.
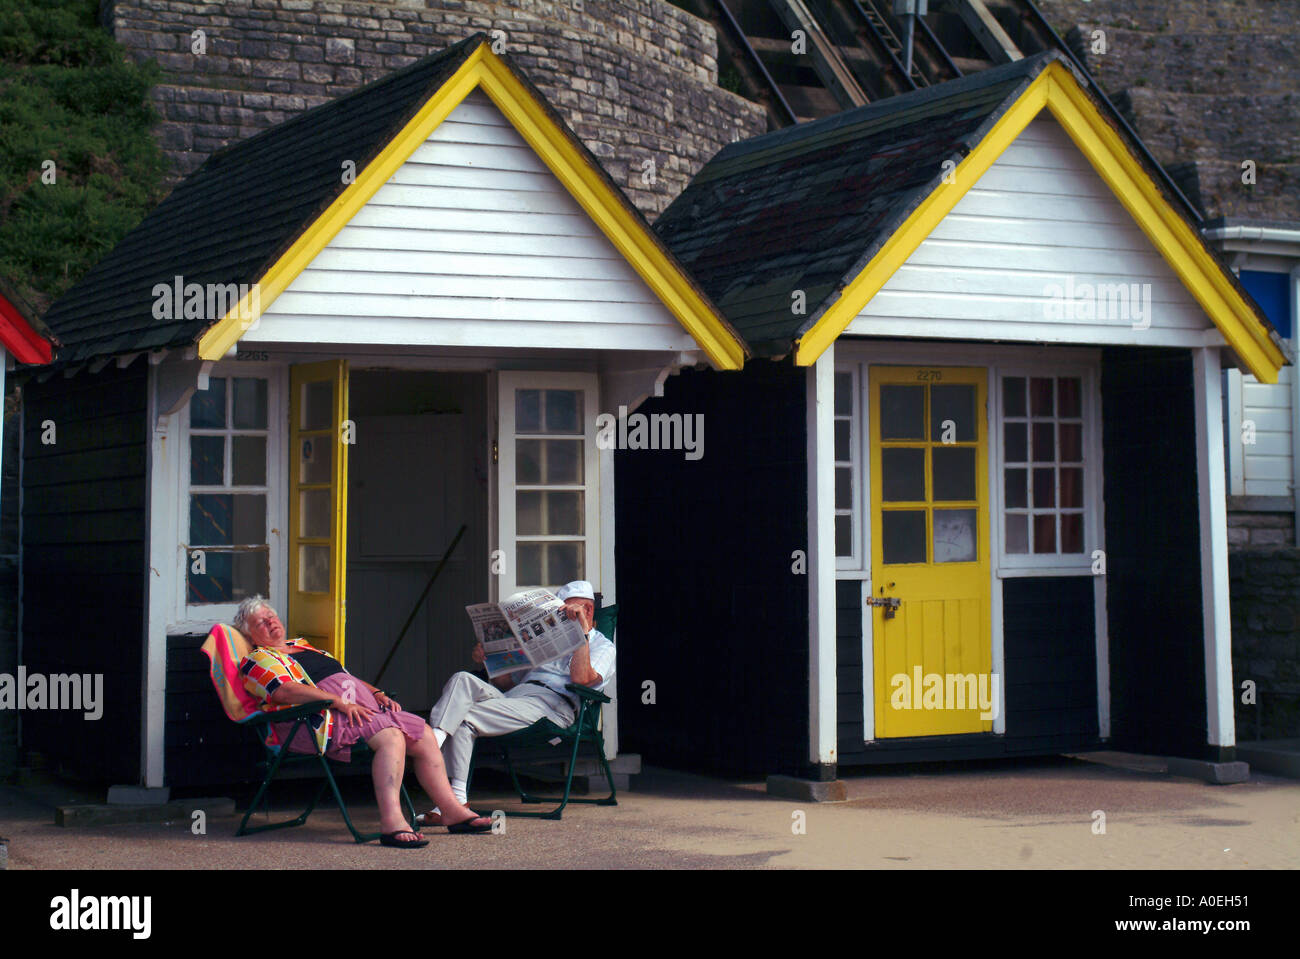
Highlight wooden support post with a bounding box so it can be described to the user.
[770,0,870,108]
[1193,346,1234,751]
[952,0,1023,63]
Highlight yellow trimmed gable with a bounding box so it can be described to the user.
[197,41,746,370]
[793,60,1287,383]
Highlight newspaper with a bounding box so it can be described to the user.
[466,588,586,679]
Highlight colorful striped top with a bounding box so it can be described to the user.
[239,638,337,754]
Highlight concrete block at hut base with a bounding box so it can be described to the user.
[1235,740,1300,780]
[766,774,848,802]
[1165,757,1250,784]
[108,785,171,805]
[58,797,235,827]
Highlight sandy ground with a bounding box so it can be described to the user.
[1,753,1297,869]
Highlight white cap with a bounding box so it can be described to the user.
[556,580,595,602]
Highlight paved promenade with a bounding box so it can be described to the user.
[1,754,1296,869]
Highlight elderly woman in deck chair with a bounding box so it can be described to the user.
[234,596,492,846]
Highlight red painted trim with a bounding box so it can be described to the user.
[0,293,53,364]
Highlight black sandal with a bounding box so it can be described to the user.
[417,808,487,826]
[445,814,493,834]
[379,829,429,848]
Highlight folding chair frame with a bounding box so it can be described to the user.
[468,683,618,820]
[236,700,418,844]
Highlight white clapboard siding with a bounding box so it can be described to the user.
[251,90,693,352]
[1241,364,1294,496]
[848,116,1215,345]
[1245,406,1293,433]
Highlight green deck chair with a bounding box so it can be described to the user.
[466,603,619,820]
[202,624,417,844]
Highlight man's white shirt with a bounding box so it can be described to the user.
[515,629,615,697]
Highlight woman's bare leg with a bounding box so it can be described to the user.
[407,725,484,825]
[366,726,420,839]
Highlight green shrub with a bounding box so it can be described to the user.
[0,0,168,318]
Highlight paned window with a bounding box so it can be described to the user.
[1000,375,1085,555]
[514,387,586,587]
[877,379,979,565]
[186,376,271,603]
[497,372,600,597]
[834,369,860,564]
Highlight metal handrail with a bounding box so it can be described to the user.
[915,8,962,77]
[712,0,800,124]
[848,0,919,90]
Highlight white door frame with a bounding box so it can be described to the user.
[834,340,1107,745]
[806,345,838,766]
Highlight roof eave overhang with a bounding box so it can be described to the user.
[0,294,53,365]
[196,42,747,370]
[792,60,1288,383]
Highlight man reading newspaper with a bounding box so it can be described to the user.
[420,580,616,824]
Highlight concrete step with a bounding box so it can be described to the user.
[1235,739,1300,779]
[1070,750,1251,784]
[57,797,235,828]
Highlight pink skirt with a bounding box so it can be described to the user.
[276,672,430,762]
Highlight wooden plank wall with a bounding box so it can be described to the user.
[1235,365,1294,496]
[1000,576,1099,751]
[166,632,261,787]
[0,388,21,778]
[835,579,866,757]
[21,362,148,783]
[836,577,1100,764]
[614,359,811,777]
[853,116,1210,345]
[254,90,695,353]
[1101,346,1209,758]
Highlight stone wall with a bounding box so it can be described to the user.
[102,0,768,217]
[1230,547,1300,741]
[1228,509,1295,550]
[1036,0,1300,221]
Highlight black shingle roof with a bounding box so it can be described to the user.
[42,35,485,364]
[654,52,1067,356]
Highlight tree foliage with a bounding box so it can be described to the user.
[0,0,168,318]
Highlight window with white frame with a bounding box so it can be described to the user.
[834,368,861,566]
[497,372,600,597]
[997,371,1092,564]
[832,354,1099,577]
[185,374,273,606]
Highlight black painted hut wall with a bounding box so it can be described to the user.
[21,362,148,783]
[615,358,810,777]
[166,632,262,788]
[1,383,22,779]
[1000,577,1100,750]
[836,576,1101,764]
[1101,347,1211,759]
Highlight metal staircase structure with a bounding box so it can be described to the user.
[677,0,1065,124]
[674,0,1201,219]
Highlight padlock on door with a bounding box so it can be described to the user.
[865,595,901,619]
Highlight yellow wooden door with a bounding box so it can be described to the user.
[870,366,992,738]
[288,360,349,660]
